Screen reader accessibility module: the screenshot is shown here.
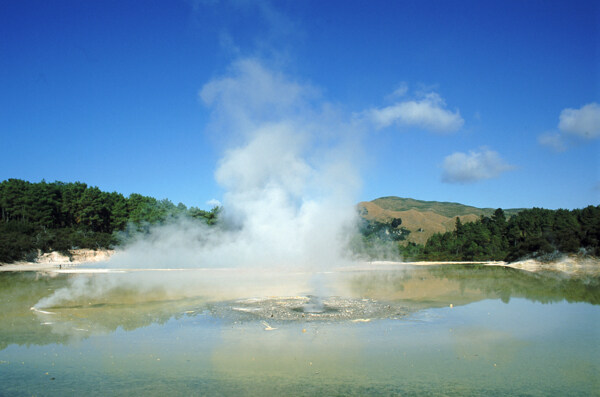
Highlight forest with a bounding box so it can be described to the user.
[353,205,600,262]
[0,179,218,263]
[416,207,600,261]
[1,179,599,264]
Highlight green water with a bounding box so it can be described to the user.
[0,265,598,396]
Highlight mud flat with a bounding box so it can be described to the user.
[218,295,409,323]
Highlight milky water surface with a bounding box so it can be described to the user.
[1,265,598,396]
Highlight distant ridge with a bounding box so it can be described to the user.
[372,196,524,218]
[358,196,526,245]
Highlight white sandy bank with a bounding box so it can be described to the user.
[0,249,114,271]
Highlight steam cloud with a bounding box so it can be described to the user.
[111,58,362,271]
[35,58,364,308]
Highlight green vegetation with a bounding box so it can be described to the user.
[414,207,600,261]
[357,198,600,262]
[0,179,219,263]
[2,179,598,264]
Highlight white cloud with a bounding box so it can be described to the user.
[537,132,567,152]
[538,102,600,152]
[368,92,464,133]
[558,102,600,139]
[441,148,515,184]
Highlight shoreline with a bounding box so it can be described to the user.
[0,249,114,272]
[1,250,598,277]
[364,257,599,276]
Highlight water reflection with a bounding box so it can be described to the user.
[347,265,600,306]
[0,265,598,350]
[1,266,599,396]
[0,272,210,350]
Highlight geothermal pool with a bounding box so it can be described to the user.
[1,264,598,396]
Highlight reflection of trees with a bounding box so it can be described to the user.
[427,265,600,305]
[2,267,598,350]
[350,265,600,306]
[0,272,209,350]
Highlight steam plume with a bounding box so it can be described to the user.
[112,58,361,271]
[35,58,363,308]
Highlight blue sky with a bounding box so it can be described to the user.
[1,0,598,210]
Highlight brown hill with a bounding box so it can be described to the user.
[358,197,524,245]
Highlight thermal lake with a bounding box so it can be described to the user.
[1,264,598,396]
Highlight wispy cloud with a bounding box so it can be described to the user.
[388,82,408,99]
[537,132,567,152]
[188,0,300,59]
[539,102,600,151]
[441,148,515,184]
[367,92,464,133]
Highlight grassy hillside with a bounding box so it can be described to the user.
[372,196,524,218]
[358,197,525,246]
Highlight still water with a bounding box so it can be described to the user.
[1,265,598,396]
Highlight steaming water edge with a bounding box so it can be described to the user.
[1,265,598,396]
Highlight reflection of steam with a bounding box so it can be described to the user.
[34,269,317,309]
[12,267,600,351]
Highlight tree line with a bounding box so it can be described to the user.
[0,179,219,263]
[418,207,600,261]
[2,178,598,264]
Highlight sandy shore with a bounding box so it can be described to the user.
[0,249,114,272]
